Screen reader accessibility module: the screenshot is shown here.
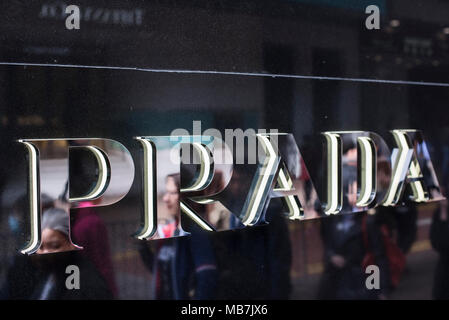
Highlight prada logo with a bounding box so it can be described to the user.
[18,129,443,255]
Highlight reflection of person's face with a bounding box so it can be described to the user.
[378,169,391,190]
[162,177,180,218]
[347,180,358,207]
[37,228,73,254]
[345,148,357,166]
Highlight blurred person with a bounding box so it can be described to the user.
[293,156,319,219]
[318,140,370,299]
[429,140,449,299]
[6,207,112,299]
[70,202,118,297]
[32,207,112,299]
[213,165,292,299]
[362,159,404,299]
[214,201,292,299]
[317,166,369,299]
[318,146,405,299]
[37,207,77,254]
[393,203,418,256]
[62,148,119,297]
[0,194,58,299]
[156,174,183,238]
[430,187,449,299]
[138,173,218,300]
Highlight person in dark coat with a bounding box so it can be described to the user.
[430,196,449,299]
[138,174,218,300]
[4,207,113,300]
[317,155,370,299]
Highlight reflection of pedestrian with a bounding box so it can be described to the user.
[430,196,449,299]
[5,208,112,300]
[157,174,183,238]
[214,200,292,299]
[138,174,218,300]
[318,212,369,299]
[71,204,118,298]
[361,159,399,298]
[393,203,417,255]
[0,195,59,299]
[318,162,370,299]
[363,209,395,298]
[67,148,119,297]
[214,166,292,299]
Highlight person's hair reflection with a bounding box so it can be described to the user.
[163,174,180,213]
[4,207,112,300]
[38,208,76,254]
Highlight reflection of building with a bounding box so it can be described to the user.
[0,1,448,144]
[0,0,449,300]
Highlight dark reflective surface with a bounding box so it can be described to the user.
[1,0,449,300]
